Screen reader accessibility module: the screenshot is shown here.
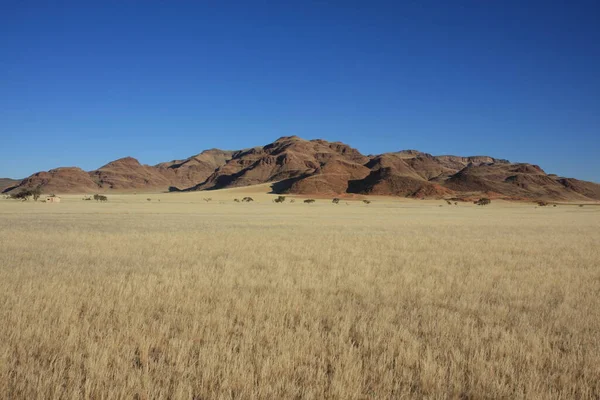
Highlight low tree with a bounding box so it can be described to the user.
[31,186,42,201]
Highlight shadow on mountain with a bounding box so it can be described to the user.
[269,175,311,194]
[1,185,19,194]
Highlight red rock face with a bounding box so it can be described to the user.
[8,136,600,200]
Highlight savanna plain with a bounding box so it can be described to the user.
[1,188,599,399]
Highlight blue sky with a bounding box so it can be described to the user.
[1,1,599,182]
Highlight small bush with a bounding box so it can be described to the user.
[537,201,548,207]
[445,200,452,205]
[242,197,254,202]
[304,199,315,204]
[234,198,240,203]
[203,198,212,202]
[147,198,151,201]
[273,196,286,203]
[94,194,108,202]
[475,198,491,206]
[363,200,371,204]
[290,199,295,203]
[332,198,340,204]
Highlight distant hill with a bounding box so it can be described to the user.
[0,178,21,193]
[6,136,600,201]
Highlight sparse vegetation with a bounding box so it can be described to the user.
[147,198,151,202]
[362,199,371,204]
[234,198,240,203]
[475,197,491,206]
[9,187,42,201]
[242,197,254,202]
[9,191,30,201]
[304,199,315,203]
[273,195,286,203]
[203,198,212,202]
[537,201,549,206]
[332,198,340,204]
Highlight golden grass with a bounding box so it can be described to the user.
[1,191,599,399]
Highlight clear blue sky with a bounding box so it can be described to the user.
[1,1,599,182]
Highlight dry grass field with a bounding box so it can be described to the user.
[1,187,599,399]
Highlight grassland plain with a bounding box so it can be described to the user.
[1,189,599,399]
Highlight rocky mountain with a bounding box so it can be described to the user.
[5,136,600,201]
[5,149,234,194]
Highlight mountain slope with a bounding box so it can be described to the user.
[155,149,234,189]
[0,178,22,193]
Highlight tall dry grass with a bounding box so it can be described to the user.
[1,195,599,399]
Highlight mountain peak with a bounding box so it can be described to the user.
[102,157,142,168]
[274,135,303,142]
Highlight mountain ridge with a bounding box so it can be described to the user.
[5,136,600,201]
